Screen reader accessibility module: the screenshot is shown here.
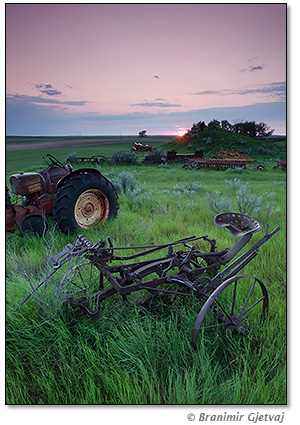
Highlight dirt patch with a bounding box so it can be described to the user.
[6,137,172,151]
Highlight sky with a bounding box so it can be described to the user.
[5,3,286,136]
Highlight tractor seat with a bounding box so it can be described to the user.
[214,212,261,237]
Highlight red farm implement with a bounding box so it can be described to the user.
[132,142,155,152]
[273,159,286,170]
[183,157,266,171]
[165,151,204,162]
[6,154,119,235]
[183,158,248,170]
[143,150,204,164]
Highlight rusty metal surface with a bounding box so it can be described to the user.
[214,212,261,237]
[14,213,280,349]
[132,142,155,152]
[67,154,106,165]
[6,154,118,235]
[10,172,44,196]
[74,188,109,229]
[166,151,204,162]
[186,158,248,169]
[216,149,257,162]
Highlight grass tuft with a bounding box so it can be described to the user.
[6,142,286,404]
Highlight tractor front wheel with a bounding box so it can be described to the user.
[53,171,119,232]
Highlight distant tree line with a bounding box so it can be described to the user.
[185,119,274,139]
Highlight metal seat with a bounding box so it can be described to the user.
[214,212,261,237]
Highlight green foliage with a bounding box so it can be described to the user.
[6,142,286,405]
[211,119,273,137]
[170,119,283,161]
[207,119,221,130]
[174,127,253,154]
[144,148,166,164]
[111,170,139,194]
[205,190,233,213]
[66,151,77,161]
[205,178,280,220]
[224,166,245,174]
[109,150,138,165]
[224,177,242,190]
[236,183,264,216]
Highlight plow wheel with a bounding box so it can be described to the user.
[139,276,199,313]
[53,171,119,232]
[191,275,269,349]
[34,255,106,320]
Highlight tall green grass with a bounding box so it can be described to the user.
[6,143,286,404]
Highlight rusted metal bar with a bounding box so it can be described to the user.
[13,213,280,350]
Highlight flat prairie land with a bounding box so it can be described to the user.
[6,138,286,405]
[6,136,173,151]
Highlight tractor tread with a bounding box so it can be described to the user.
[53,171,119,233]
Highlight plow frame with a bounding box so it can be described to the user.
[14,213,280,349]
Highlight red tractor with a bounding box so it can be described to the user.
[132,142,155,152]
[6,154,119,235]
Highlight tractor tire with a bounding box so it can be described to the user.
[52,171,119,233]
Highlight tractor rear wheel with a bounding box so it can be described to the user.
[53,171,119,232]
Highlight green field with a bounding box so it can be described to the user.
[6,138,286,405]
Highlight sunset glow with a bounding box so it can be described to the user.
[176,130,187,137]
[5,4,286,136]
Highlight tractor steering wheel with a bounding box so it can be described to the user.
[46,154,65,169]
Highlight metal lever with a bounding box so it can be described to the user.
[266,225,280,238]
[49,244,74,268]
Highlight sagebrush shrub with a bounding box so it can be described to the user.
[144,149,166,164]
[205,190,233,213]
[205,179,280,220]
[236,183,263,216]
[109,151,138,165]
[67,152,77,161]
[172,182,201,198]
[224,178,242,191]
[224,166,244,174]
[188,182,202,191]
[111,171,139,194]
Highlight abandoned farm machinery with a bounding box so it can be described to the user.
[14,212,280,350]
